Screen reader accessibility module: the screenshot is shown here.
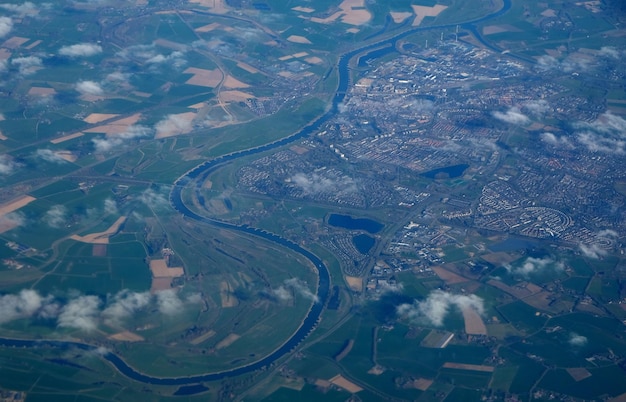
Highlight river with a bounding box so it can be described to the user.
[0,0,511,386]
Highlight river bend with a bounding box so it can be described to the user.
[0,0,511,385]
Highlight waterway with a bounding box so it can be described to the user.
[0,0,512,386]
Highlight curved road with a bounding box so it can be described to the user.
[0,0,511,386]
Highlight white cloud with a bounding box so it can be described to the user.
[597,229,618,239]
[70,0,113,7]
[574,112,626,155]
[117,45,186,69]
[579,243,606,259]
[568,332,587,347]
[91,138,114,153]
[75,80,103,96]
[57,295,101,331]
[379,281,403,294]
[599,46,620,59]
[232,26,263,41]
[576,131,623,154]
[522,100,550,116]
[467,138,499,152]
[561,56,593,73]
[284,278,318,303]
[103,71,133,91]
[105,71,130,82]
[0,2,43,17]
[0,154,16,175]
[11,56,42,76]
[0,289,44,324]
[577,112,626,133]
[492,107,530,125]
[291,172,357,195]
[397,290,484,327]
[536,54,594,73]
[35,149,66,164]
[44,205,67,228]
[0,212,26,230]
[138,188,169,210]
[536,55,559,71]
[505,256,564,278]
[0,288,202,330]
[410,99,435,113]
[92,125,153,153]
[91,138,117,153]
[155,114,194,138]
[257,12,283,24]
[117,44,156,60]
[155,289,183,315]
[146,50,186,68]
[272,286,292,302]
[59,43,103,57]
[0,289,58,323]
[39,301,60,319]
[103,198,118,215]
[185,293,202,304]
[154,290,200,315]
[579,230,618,259]
[102,290,151,325]
[540,132,572,148]
[0,16,12,38]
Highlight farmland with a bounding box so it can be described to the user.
[0,0,625,400]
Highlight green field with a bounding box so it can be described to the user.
[0,0,624,400]
[498,301,547,333]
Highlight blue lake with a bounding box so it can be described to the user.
[328,214,384,234]
[421,164,469,179]
[489,237,540,252]
[353,234,376,254]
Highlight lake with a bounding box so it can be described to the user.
[489,237,540,252]
[328,214,384,234]
[353,234,376,254]
[421,164,469,179]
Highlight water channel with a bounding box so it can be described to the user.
[0,0,512,386]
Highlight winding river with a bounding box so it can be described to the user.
[0,0,511,386]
